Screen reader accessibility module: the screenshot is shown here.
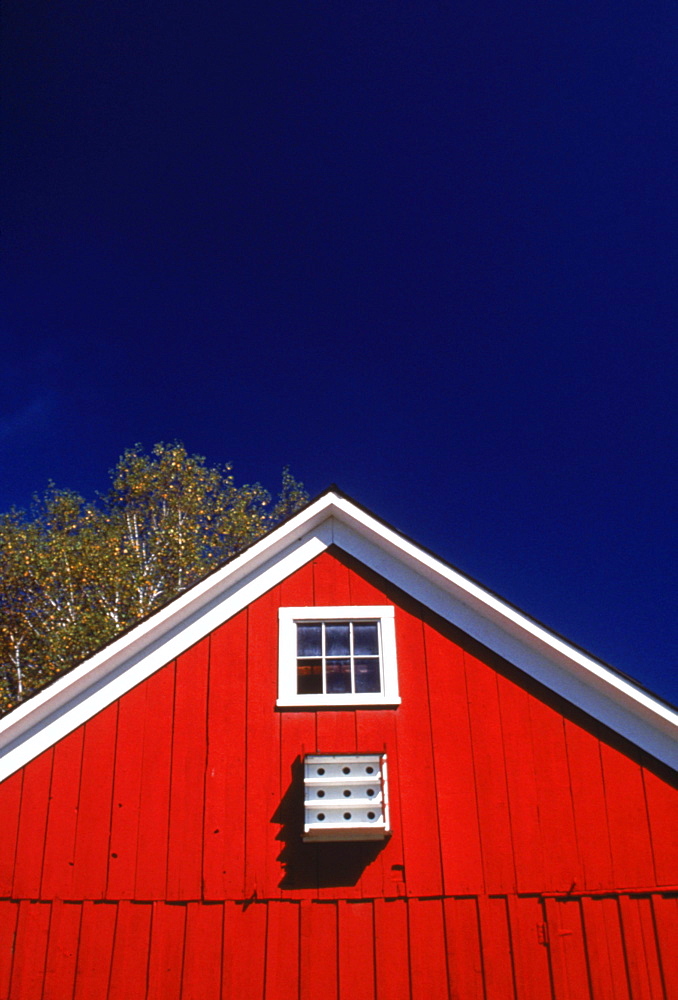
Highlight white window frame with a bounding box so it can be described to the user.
[277,606,400,707]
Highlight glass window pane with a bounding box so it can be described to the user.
[326,623,350,655]
[326,658,351,693]
[297,624,322,657]
[354,657,381,693]
[297,658,323,694]
[353,622,379,656]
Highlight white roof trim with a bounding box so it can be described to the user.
[1,490,676,780]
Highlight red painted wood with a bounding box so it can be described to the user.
[203,612,248,900]
[407,898,449,1000]
[477,895,516,999]
[544,896,590,1000]
[466,652,515,894]
[107,682,147,899]
[0,900,19,1000]
[108,899,153,999]
[338,900,375,1000]
[12,749,53,899]
[182,901,224,1000]
[563,720,614,891]
[497,673,543,893]
[71,704,118,900]
[373,898,410,1000]
[642,767,678,887]
[444,897,484,1000]
[0,772,21,896]
[300,901,338,1000]
[600,743,655,889]
[580,895,631,1000]
[393,606,443,897]
[651,894,678,999]
[42,900,82,1000]
[223,900,268,998]
[313,549,353,605]
[265,901,301,1000]
[41,727,84,899]
[146,901,186,1000]
[73,900,117,999]
[244,586,283,899]
[134,662,175,900]
[280,711,319,898]
[354,707,401,899]
[507,895,551,1000]
[528,696,580,892]
[618,895,665,1000]
[167,638,209,900]
[8,899,50,1000]
[425,623,484,895]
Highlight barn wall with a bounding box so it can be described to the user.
[1,549,676,904]
[1,548,677,998]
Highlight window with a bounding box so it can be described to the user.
[277,606,400,707]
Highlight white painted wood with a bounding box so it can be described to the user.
[1,489,676,780]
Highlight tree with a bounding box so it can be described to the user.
[0,444,307,715]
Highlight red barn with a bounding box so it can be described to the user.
[0,488,676,999]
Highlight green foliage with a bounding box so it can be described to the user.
[0,444,307,715]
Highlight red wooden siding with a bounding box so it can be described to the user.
[0,893,676,999]
[1,548,677,997]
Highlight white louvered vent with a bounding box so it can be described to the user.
[303,753,390,841]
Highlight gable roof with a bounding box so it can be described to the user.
[1,488,676,780]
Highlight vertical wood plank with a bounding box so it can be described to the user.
[134,663,175,900]
[507,895,552,1000]
[245,588,283,900]
[107,682,147,899]
[8,899,51,1000]
[642,767,678,887]
[600,743,655,889]
[355,707,402,899]
[544,896,591,1000]
[444,896,484,1000]
[651,894,678,1000]
[408,898,449,1000]
[394,606,443,897]
[313,550,353,606]
[338,900,375,1000]
[147,901,187,1000]
[373,898,410,1000]
[425,623,484,895]
[618,895,665,1000]
[563,721,614,890]
[279,711,319,898]
[223,900,268,999]
[203,612,248,900]
[108,899,153,999]
[265,902,301,1000]
[182,901,224,1000]
[300,901,338,1000]
[12,750,53,899]
[41,727,84,899]
[167,638,209,900]
[0,772,22,896]
[580,896,631,1000]
[496,674,544,893]
[71,704,118,900]
[466,652,516,894]
[477,895,517,999]
[528,697,580,891]
[43,900,82,1000]
[0,900,20,1000]
[73,900,117,999]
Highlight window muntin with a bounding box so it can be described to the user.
[277,606,400,707]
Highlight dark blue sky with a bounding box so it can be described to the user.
[2,2,676,703]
